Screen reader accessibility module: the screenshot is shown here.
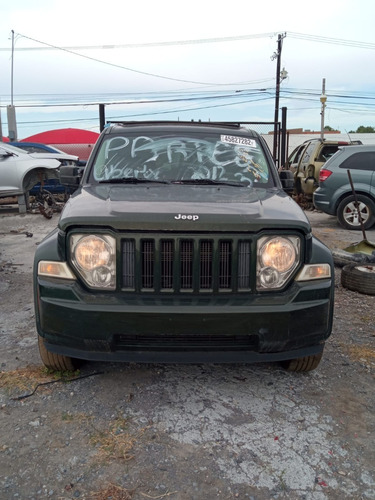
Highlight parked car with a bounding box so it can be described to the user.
[34,121,334,373]
[10,141,71,155]
[287,138,362,198]
[0,142,78,201]
[9,141,84,195]
[287,142,309,173]
[313,145,375,230]
[10,142,86,166]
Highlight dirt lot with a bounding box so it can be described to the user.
[0,208,374,500]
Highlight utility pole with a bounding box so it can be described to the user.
[11,30,14,106]
[280,106,287,168]
[8,30,18,140]
[99,104,106,131]
[272,33,286,165]
[320,78,327,141]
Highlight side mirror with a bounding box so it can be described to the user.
[59,165,84,188]
[279,170,294,195]
[0,149,14,159]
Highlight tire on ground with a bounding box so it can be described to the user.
[38,335,79,371]
[337,194,375,230]
[341,264,375,295]
[282,351,323,372]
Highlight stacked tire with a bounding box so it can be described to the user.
[341,264,375,295]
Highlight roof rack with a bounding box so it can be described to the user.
[106,120,245,129]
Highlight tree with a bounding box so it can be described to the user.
[350,126,375,133]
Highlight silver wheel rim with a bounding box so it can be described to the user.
[343,201,369,226]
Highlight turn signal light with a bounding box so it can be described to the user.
[38,261,75,279]
[296,264,331,281]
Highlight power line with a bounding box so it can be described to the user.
[2,29,374,132]
[2,83,373,109]
[3,86,374,109]
[0,89,272,108]
[2,31,374,51]
[288,32,375,50]
[2,86,374,101]
[281,89,375,102]
[8,32,270,87]
[5,95,276,127]
[0,32,277,51]
[2,30,373,100]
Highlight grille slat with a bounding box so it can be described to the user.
[122,236,252,293]
[142,240,154,289]
[219,240,232,289]
[180,240,193,289]
[161,240,174,289]
[200,240,213,289]
[122,240,135,289]
[238,241,251,290]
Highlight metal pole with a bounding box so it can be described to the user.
[8,30,18,141]
[272,34,285,165]
[280,106,287,168]
[99,104,105,131]
[320,78,327,141]
[11,30,14,106]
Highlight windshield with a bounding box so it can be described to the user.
[0,143,29,155]
[91,132,272,187]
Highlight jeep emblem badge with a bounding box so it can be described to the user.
[174,213,199,221]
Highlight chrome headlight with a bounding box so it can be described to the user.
[257,236,300,290]
[70,234,116,289]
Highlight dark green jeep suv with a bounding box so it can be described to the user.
[34,121,334,372]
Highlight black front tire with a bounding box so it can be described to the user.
[337,195,375,230]
[38,335,79,371]
[282,351,323,372]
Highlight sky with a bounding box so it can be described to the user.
[0,0,375,140]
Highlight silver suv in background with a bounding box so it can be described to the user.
[313,145,375,230]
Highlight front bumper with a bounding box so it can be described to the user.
[35,276,333,364]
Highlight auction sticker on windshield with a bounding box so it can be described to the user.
[221,135,257,148]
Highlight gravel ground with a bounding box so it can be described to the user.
[0,207,374,500]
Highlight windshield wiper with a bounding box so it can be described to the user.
[99,177,250,187]
[171,179,251,187]
[99,177,170,184]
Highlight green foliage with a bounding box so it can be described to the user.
[349,125,375,133]
[43,366,80,380]
[357,125,375,133]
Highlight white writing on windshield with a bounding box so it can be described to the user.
[94,136,269,184]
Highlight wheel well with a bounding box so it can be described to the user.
[22,167,58,193]
[334,190,375,212]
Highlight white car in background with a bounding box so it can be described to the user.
[0,142,78,199]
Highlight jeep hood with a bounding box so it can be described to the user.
[59,184,311,233]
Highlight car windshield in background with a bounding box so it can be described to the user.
[91,133,272,187]
[0,143,29,155]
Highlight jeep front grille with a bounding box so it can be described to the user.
[121,236,252,292]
